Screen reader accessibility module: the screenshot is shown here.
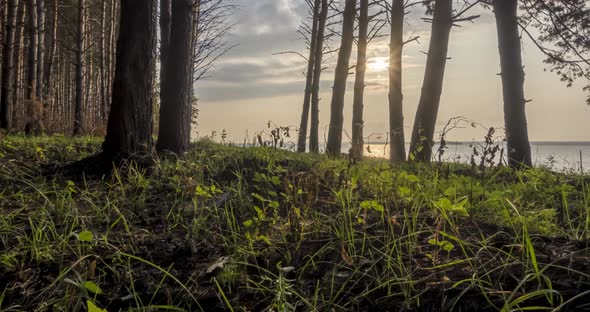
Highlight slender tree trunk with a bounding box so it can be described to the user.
[0,0,16,129]
[73,0,84,135]
[325,0,356,156]
[35,0,44,100]
[494,0,532,168]
[44,0,56,112]
[25,0,38,101]
[108,0,117,105]
[156,0,194,154]
[408,0,452,162]
[389,0,406,162]
[297,0,320,153]
[98,0,107,122]
[11,0,23,127]
[159,0,170,127]
[309,0,327,153]
[1,1,6,63]
[351,0,368,161]
[103,0,116,122]
[187,0,199,119]
[102,0,155,160]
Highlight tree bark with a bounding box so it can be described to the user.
[0,0,16,129]
[156,0,193,154]
[102,0,155,160]
[73,0,84,135]
[309,0,327,153]
[351,0,368,161]
[35,0,44,100]
[326,0,356,156]
[297,0,320,153]
[494,0,532,168]
[11,0,23,127]
[106,0,117,121]
[99,0,107,122]
[25,0,38,101]
[388,0,406,162]
[43,0,57,107]
[158,0,170,127]
[408,0,452,162]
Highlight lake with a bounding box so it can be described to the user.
[340,142,590,172]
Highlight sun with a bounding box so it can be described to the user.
[368,57,389,71]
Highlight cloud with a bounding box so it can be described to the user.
[198,1,496,106]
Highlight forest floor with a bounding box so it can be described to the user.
[0,135,589,312]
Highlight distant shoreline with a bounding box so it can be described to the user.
[363,141,590,146]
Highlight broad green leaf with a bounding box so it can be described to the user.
[84,281,102,294]
[440,241,455,252]
[253,205,263,217]
[79,230,93,242]
[371,201,384,212]
[87,300,106,312]
[398,186,411,195]
[444,187,457,197]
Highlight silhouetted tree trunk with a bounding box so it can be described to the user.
[388,0,406,162]
[35,0,44,100]
[102,0,155,160]
[326,0,356,156]
[25,0,38,101]
[156,0,193,154]
[408,0,452,162]
[0,0,16,129]
[73,0,84,135]
[494,0,532,168]
[351,0,368,161]
[297,0,320,153]
[309,0,328,153]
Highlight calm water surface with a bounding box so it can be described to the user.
[338,142,590,172]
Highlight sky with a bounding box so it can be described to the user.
[195,0,590,144]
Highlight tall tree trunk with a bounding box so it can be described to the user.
[25,0,38,101]
[351,0,368,161]
[35,0,44,100]
[0,0,16,129]
[108,0,117,108]
[102,0,116,122]
[408,0,452,162]
[1,0,6,62]
[297,0,320,153]
[102,0,155,160]
[11,0,23,127]
[325,0,356,156]
[187,0,199,120]
[73,0,84,135]
[44,0,56,112]
[388,0,406,162]
[494,0,532,168]
[99,0,107,122]
[159,0,170,126]
[156,0,194,154]
[309,0,328,153]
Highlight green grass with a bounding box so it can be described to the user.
[0,135,589,311]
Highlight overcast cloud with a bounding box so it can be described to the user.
[196,0,590,143]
